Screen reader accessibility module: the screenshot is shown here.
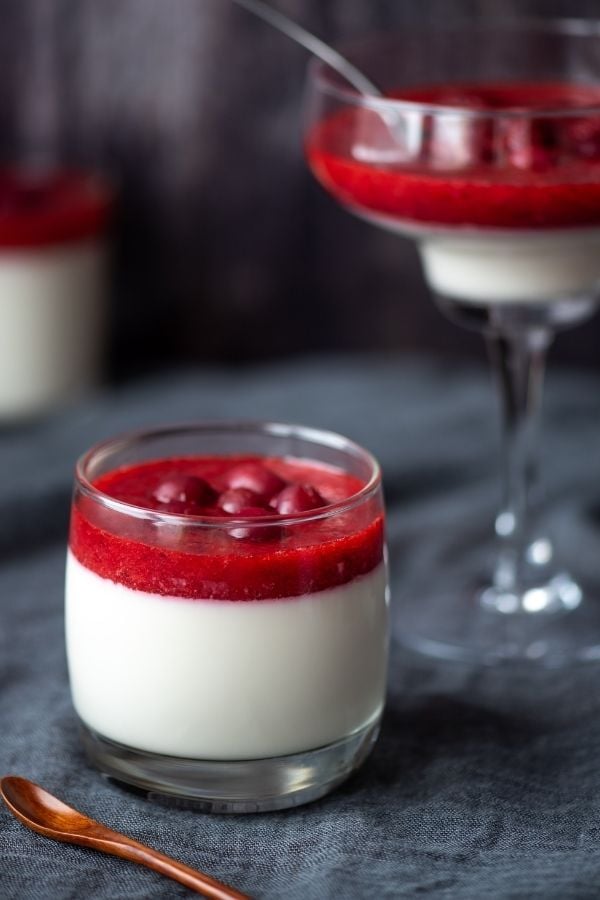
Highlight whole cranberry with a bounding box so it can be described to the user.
[153,474,217,507]
[503,118,556,171]
[218,487,266,514]
[567,115,600,161]
[227,506,282,543]
[270,484,327,515]
[224,462,286,501]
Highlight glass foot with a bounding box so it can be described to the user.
[395,577,600,667]
[79,717,381,813]
[479,572,582,616]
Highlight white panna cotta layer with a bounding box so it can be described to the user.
[419,229,600,303]
[357,206,600,304]
[65,552,389,760]
[0,241,106,418]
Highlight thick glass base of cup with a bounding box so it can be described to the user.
[79,717,381,813]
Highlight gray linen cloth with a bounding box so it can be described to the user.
[2,355,600,899]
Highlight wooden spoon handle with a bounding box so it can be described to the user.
[75,831,251,900]
[0,775,251,899]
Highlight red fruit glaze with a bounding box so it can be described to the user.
[307,81,600,229]
[223,461,287,500]
[271,484,326,514]
[0,169,111,248]
[69,455,384,601]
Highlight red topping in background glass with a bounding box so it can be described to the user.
[69,455,384,601]
[0,168,111,248]
[307,81,600,229]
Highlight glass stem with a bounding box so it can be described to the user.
[486,325,552,596]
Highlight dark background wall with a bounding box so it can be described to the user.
[2,0,600,379]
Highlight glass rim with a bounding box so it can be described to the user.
[310,17,600,119]
[74,420,383,528]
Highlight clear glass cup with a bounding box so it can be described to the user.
[65,422,389,812]
[304,19,600,665]
[0,167,112,420]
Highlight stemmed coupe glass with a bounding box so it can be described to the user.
[304,20,600,664]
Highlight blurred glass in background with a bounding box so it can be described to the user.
[0,169,111,420]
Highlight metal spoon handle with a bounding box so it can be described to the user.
[231,0,380,95]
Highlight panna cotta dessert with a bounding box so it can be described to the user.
[66,423,388,810]
[307,82,600,313]
[0,168,111,419]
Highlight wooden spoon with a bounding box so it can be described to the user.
[0,776,250,900]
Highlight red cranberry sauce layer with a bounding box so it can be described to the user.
[70,455,384,601]
[0,169,111,248]
[307,81,600,229]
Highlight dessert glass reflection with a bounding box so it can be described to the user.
[305,20,600,665]
[66,422,388,811]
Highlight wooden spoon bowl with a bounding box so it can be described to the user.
[0,775,250,899]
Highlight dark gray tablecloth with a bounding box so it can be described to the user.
[2,354,600,899]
